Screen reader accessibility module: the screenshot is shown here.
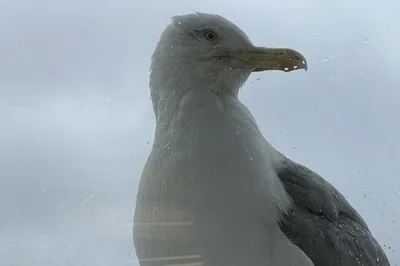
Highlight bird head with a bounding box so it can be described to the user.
[150,12,307,97]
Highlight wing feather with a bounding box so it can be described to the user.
[276,157,390,266]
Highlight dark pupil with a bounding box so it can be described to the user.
[205,32,215,40]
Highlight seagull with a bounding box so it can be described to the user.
[133,12,390,266]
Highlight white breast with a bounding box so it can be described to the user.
[134,90,314,266]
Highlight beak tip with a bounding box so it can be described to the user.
[302,59,308,71]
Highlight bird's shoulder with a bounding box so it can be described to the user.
[274,157,390,266]
[275,157,365,225]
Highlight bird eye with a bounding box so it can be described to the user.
[202,29,217,41]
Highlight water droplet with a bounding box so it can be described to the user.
[362,37,368,43]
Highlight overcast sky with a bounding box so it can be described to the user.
[1,0,399,265]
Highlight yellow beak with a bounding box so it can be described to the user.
[236,47,307,72]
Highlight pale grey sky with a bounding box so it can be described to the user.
[0,0,399,265]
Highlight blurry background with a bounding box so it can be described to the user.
[1,0,399,265]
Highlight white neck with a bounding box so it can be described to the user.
[148,85,291,225]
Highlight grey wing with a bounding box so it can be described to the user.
[275,157,390,266]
